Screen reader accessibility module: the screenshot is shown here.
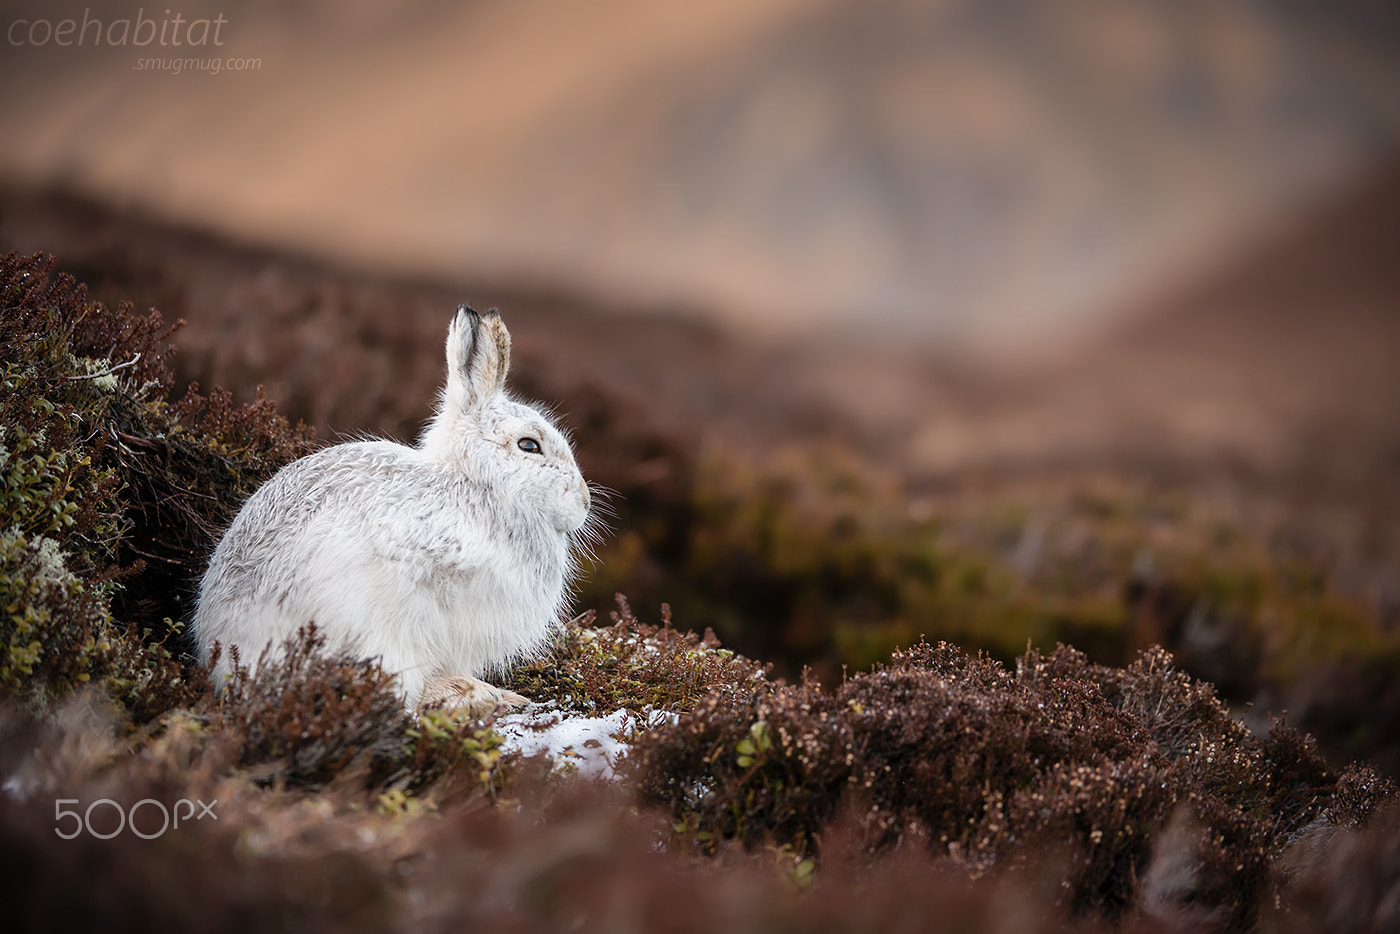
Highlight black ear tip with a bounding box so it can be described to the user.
[455,303,502,328]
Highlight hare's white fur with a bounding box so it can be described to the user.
[194,306,592,712]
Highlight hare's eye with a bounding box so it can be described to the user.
[517,437,543,455]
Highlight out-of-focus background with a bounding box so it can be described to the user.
[4,0,1400,348]
[4,0,1400,765]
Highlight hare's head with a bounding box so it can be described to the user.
[421,306,591,535]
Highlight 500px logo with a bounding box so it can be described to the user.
[9,8,228,48]
[54,797,218,840]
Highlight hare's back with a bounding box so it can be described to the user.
[229,440,445,539]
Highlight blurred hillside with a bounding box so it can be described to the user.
[2,0,1399,352]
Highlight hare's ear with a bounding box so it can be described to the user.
[444,304,511,413]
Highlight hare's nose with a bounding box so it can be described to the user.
[579,481,592,513]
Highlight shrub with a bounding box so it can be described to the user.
[0,251,313,721]
[628,639,1396,926]
[607,445,1400,776]
[505,595,769,717]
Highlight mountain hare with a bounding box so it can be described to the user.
[194,305,594,716]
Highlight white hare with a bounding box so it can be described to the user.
[194,305,593,716]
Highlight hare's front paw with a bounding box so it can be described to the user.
[418,675,529,718]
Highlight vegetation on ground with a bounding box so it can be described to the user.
[4,250,1399,931]
[582,442,1400,773]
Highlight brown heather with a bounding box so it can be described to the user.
[629,640,1396,928]
[3,250,1399,932]
[505,595,770,717]
[1,251,315,719]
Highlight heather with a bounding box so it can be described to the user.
[3,251,1399,931]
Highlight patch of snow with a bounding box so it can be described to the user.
[494,704,678,780]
